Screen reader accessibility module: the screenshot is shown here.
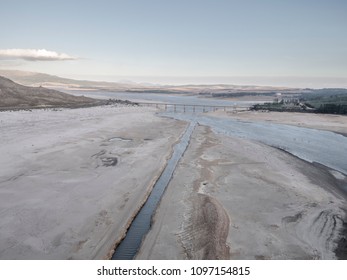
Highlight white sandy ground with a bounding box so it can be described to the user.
[209,110,347,135]
[0,106,186,259]
[136,125,347,259]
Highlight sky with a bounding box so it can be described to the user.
[0,0,346,87]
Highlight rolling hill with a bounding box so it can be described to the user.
[0,70,300,96]
[0,76,100,109]
[0,70,135,90]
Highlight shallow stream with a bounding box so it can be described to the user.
[111,121,196,259]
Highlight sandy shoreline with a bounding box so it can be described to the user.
[209,110,347,136]
[0,105,186,259]
[137,124,347,259]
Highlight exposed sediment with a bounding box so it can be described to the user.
[178,126,230,259]
[0,106,186,259]
[179,193,230,259]
[335,212,347,259]
[209,110,347,136]
[136,124,346,260]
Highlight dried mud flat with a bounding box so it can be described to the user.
[137,125,347,260]
[0,106,186,259]
[2,105,346,260]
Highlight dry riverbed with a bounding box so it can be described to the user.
[0,105,186,259]
[137,124,347,259]
[2,106,346,260]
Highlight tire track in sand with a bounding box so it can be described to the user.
[179,125,230,259]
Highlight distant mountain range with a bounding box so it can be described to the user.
[0,75,100,109]
[0,70,132,90]
[0,70,301,96]
[1,70,345,110]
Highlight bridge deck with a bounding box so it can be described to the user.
[137,102,250,112]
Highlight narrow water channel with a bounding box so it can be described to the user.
[112,121,196,259]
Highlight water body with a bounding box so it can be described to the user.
[63,89,259,108]
[112,121,196,259]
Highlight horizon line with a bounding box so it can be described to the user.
[1,69,347,89]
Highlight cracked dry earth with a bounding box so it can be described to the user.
[137,125,347,260]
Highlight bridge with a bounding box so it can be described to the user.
[137,102,250,113]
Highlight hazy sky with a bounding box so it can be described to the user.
[1,0,346,87]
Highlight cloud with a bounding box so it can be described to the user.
[0,49,77,61]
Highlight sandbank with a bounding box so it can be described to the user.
[209,110,347,135]
[137,125,346,259]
